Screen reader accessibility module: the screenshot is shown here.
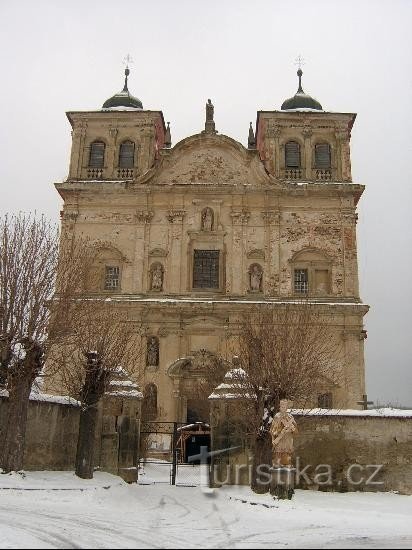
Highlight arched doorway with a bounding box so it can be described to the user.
[167,349,227,424]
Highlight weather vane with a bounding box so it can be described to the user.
[123,54,134,69]
[294,55,305,70]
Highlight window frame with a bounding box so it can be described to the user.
[314,143,332,169]
[104,265,120,292]
[285,140,301,168]
[118,140,135,169]
[88,141,106,168]
[192,249,221,290]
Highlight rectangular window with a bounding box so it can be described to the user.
[193,250,220,289]
[315,144,331,169]
[318,393,333,409]
[104,266,120,291]
[294,269,308,294]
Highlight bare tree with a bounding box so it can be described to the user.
[53,302,142,479]
[225,303,342,493]
[0,214,91,473]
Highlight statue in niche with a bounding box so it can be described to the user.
[201,208,214,231]
[150,263,163,291]
[249,264,263,292]
[270,399,298,468]
[146,336,159,367]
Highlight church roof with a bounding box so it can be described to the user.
[281,69,323,111]
[102,67,143,110]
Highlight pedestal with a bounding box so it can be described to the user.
[270,467,296,500]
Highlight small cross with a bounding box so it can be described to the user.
[357,394,374,411]
[294,55,305,70]
[123,54,134,69]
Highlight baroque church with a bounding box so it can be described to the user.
[57,66,369,424]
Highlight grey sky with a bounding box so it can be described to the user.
[0,0,411,405]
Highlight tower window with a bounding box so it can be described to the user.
[315,143,331,169]
[119,141,135,168]
[89,141,105,168]
[104,266,120,291]
[285,141,301,168]
[294,269,308,294]
[193,250,220,289]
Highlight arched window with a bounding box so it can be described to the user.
[142,383,158,420]
[89,141,105,168]
[285,141,301,168]
[315,143,331,169]
[119,141,135,168]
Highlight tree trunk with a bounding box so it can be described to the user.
[0,376,33,473]
[75,404,99,479]
[251,432,272,494]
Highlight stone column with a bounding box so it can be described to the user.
[167,210,186,294]
[133,211,153,293]
[261,210,281,296]
[230,210,250,295]
[107,126,119,178]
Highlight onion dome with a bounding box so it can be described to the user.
[281,69,322,111]
[102,67,143,110]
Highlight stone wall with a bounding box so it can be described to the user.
[294,413,412,495]
[210,402,412,495]
[0,394,80,471]
[0,391,142,477]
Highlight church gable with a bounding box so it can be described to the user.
[148,134,272,186]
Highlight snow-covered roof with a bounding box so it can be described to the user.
[292,408,412,418]
[0,389,80,407]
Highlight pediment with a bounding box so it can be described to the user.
[147,134,273,186]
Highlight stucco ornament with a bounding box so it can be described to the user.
[270,399,298,467]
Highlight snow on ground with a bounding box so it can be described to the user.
[0,471,411,549]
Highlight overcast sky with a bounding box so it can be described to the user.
[0,0,411,406]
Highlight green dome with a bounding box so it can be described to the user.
[102,68,143,110]
[281,69,322,111]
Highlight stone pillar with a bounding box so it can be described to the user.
[107,125,119,178]
[100,371,143,481]
[342,327,367,408]
[302,126,313,180]
[262,210,281,296]
[342,209,359,298]
[230,210,250,295]
[69,121,87,179]
[167,210,186,294]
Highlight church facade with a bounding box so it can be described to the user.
[56,68,369,423]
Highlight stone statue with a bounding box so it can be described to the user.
[201,208,214,231]
[270,399,298,468]
[206,99,214,122]
[250,264,262,292]
[150,263,163,291]
[146,337,159,367]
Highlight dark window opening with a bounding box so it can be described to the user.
[318,392,333,409]
[89,141,105,168]
[119,141,135,168]
[315,143,331,169]
[285,141,301,168]
[193,250,220,289]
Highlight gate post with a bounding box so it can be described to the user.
[171,422,178,485]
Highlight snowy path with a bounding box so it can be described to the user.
[0,472,411,549]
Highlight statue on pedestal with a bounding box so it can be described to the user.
[204,99,217,134]
[270,399,298,468]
